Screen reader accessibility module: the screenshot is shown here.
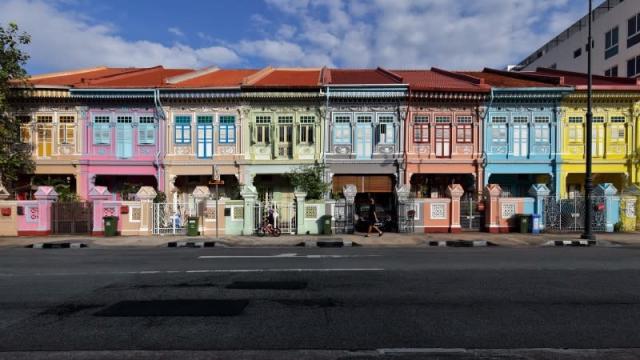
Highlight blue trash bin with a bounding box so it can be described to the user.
[531,214,541,234]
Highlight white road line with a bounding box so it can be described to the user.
[198,254,381,259]
[0,268,385,277]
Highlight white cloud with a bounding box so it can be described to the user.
[0,0,241,71]
[262,0,584,69]
[1,0,585,72]
[168,27,184,37]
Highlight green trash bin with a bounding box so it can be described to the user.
[320,215,332,235]
[516,214,530,234]
[103,216,118,237]
[187,216,199,236]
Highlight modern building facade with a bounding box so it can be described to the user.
[518,0,640,78]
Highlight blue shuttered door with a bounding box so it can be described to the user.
[116,121,133,158]
[197,124,213,158]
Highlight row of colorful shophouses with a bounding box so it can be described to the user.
[0,65,639,238]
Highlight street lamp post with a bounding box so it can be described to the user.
[582,0,595,240]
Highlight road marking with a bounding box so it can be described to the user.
[0,268,385,277]
[198,253,381,259]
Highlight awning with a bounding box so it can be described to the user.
[332,175,394,193]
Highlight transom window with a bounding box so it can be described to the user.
[334,115,351,123]
[435,116,451,123]
[36,115,53,123]
[592,116,605,123]
[568,116,583,123]
[534,116,550,123]
[356,115,373,123]
[513,116,528,123]
[196,115,213,123]
[117,116,132,123]
[492,116,507,123]
[300,115,315,123]
[379,115,394,123]
[256,116,271,124]
[414,115,429,123]
[278,115,294,124]
[611,116,625,123]
[59,116,75,123]
[456,116,472,124]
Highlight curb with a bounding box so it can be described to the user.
[298,239,359,248]
[28,242,88,249]
[545,240,597,247]
[428,240,494,247]
[167,241,217,248]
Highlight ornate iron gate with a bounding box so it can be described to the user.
[543,196,607,232]
[51,202,93,235]
[253,201,296,235]
[460,198,484,231]
[152,201,200,235]
[333,200,354,234]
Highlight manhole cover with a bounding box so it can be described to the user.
[95,299,248,317]
[226,281,307,290]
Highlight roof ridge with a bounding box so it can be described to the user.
[433,68,485,86]
[242,66,274,86]
[84,66,166,85]
[484,67,564,85]
[377,67,403,83]
[28,66,109,80]
[166,67,219,84]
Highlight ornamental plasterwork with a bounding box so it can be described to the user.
[415,145,430,154]
[501,203,516,219]
[430,203,446,220]
[333,145,352,154]
[217,146,236,155]
[377,145,395,154]
[331,105,399,113]
[456,144,473,155]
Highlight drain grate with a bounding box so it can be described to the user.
[95,299,248,317]
[226,281,307,290]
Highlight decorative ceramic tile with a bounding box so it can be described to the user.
[26,206,39,223]
[104,207,116,217]
[626,200,636,218]
[232,207,244,220]
[130,207,141,222]
[205,206,216,219]
[305,206,318,219]
[430,203,446,220]
[501,203,516,219]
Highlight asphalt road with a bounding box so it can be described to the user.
[1,245,640,359]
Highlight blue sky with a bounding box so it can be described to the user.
[0,0,587,75]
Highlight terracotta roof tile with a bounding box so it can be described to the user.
[459,68,562,88]
[25,67,137,87]
[245,68,322,88]
[77,66,192,88]
[170,69,259,88]
[392,69,488,92]
[327,68,402,85]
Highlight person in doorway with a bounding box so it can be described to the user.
[366,198,383,237]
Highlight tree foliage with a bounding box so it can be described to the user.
[285,164,330,200]
[0,23,33,192]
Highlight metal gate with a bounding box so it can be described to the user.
[51,202,93,234]
[152,201,200,235]
[397,200,416,233]
[333,200,354,234]
[254,202,296,235]
[460,198,484,231]
[543,196,607,232]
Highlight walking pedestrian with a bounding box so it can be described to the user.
[365,198,383,237]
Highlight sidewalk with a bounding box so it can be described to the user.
[1,231,639,248]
